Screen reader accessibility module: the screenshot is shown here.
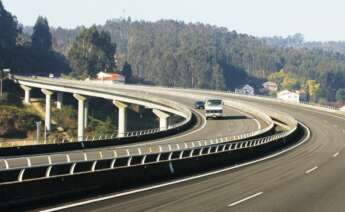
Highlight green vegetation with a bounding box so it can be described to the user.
[48,19,345,103]
[0,1,70,76]
[335,89,345,103]
[0,105,41,138]
[1,0,345,105]
[31,16,52,51]
[68,26,116,78]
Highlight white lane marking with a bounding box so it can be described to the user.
[343,129,345,133]
[7,108,206,163]
[224,105,261,130]
[40,122,310,212]
[305,166,318,174]
[228,192,263,207]
[333,152,339,157]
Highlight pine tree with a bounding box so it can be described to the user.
[31,16,52,51]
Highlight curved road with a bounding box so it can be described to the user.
[40,91,345,212]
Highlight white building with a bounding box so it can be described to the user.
[262,81,278,92]
[277,90,304,103]
[340,106,345,112]
[235,84,255,96]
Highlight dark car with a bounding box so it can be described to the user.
[194,101,205,109]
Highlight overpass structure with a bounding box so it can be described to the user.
[16,76,193,141]
[1,76,344,211]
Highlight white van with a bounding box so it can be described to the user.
[205,99,223,119]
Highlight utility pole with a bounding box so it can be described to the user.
[1,69,10,97]
[0,69,3,97]
[35,121,41,143]
[44,124,47,143]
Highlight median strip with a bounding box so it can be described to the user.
[228,192,263,207]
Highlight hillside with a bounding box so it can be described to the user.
[2,0,345,102]
[45,19,345,102]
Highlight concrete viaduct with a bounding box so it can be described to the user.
[17,76,189,141]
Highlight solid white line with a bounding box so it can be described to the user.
[228,192,263,207]
[227,106,261,130]
[333,152,339,157]
[40,122,310,212]
[305,166,318,174]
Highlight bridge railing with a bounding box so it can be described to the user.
[2,76,194,148]
[110,84,345,115]
[0,122,188,148]
[0,108,299,185]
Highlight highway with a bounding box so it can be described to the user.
[39,91,345,212]
[1,91,265,174]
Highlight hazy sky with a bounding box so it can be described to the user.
[2,0,345,41]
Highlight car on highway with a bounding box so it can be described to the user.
[205,99,223,119]
[194,101,205,109]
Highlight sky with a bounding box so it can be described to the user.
[2,0,345,41]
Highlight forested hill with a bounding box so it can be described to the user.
[262,33,345,55]
[46,19,345,101]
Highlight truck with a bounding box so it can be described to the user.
[205,99,223,119]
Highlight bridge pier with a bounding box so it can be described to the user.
[113,101,127,138]
[153,109,170,131]
[20,85,31,104]
[84,99,89,128]
[42,89,53,131]
[74,94,87,141]
[56,92,63,110]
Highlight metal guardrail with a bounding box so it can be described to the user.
[0,123,298,185]
[2,76,193,148]
[3,76,276,151]
[0,123,188,148]
[104,85,276,140]
[111,84,345,115]
[0,108,299,184]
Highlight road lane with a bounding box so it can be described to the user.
[46,93,345,212]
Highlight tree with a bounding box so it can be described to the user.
[268,70,288,89]
[335,89,345,103]
[31,16,52,51]
[68,26,116,78]
[304,80,320,101]
[121,61,132,82]
[282,75,300,90]
[0,0,19,49]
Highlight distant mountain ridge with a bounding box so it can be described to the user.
[16,19,345,102]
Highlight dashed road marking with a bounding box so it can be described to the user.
[305,166,318,174]
[40,122,311,212]
[333,152,339,157]
[228,192,263,207]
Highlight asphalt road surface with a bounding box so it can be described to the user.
[40,92,345,212]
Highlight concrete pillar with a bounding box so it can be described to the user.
[73,94,86,141]
[41,89,53,131]
[20,85,31,104]
[56,92,63,110]
[152,109,170,131]
[84,99,89,128]
[113,101,127,138]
